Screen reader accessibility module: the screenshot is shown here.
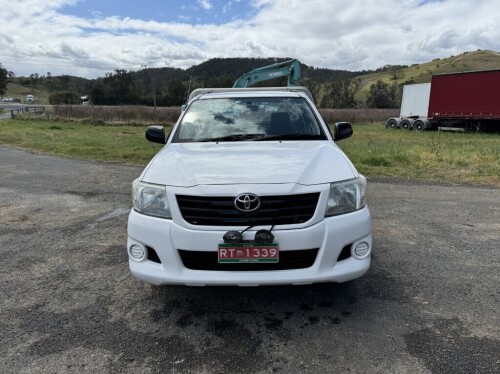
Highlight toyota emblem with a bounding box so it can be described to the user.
[234,193,261,212]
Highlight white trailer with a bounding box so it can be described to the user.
[386,83,430,130]
[400,83,430,117]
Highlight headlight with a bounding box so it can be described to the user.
[132,179,171,219]
[325,175,366,217]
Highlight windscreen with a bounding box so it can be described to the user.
[173,97,327,142]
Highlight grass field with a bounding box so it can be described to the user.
[338,125,499,186]
[0,119,164,164]
[0,119,498,186]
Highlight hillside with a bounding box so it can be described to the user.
[354,50,500,103]
[4,50,499,106]
[4,74,90,104]
[4,82,50,104]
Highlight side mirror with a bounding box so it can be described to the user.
[145,125,166,144]
[334,122,353,141]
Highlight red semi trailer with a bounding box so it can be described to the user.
[387,69,500,132]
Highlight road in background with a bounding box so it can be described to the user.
[0,103,20,120]
[0,145,498,373]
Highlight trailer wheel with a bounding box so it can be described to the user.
[400,118,415,130]
[386,118,401,129]
[413,119,430,132]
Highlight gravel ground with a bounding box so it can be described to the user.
[0,145,499,374]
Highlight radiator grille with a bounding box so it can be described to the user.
[176,193,320,226]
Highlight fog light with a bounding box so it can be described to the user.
[254,230,274,243]
[129,244,146,260]
[223,231,243,243]
[354,241,370,257]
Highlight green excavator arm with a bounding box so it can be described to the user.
[232,59,301,88]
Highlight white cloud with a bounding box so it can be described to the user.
[197,0,213,11]
[222,1,232,14]
[0,0,499,78]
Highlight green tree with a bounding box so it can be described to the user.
[206,74,234,88]
[320,78,358,108]
[89,82,107,105]
[46,72,54,91]
[59,75,70,90]
[366,80,396,108]
[49,91,81,105]
[389,82,402,108]
[164,79,186,106]
[115,69,132,101]
[104,69,134,104]
[388,66,404,80]
[0,63,8,96]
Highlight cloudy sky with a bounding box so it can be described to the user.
[1,0,499,78]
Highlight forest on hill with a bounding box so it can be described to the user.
[3,50,499,108]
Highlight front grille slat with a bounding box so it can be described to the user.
[178,249,319,271]
[176,193,320,226]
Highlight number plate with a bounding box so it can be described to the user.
[218,243,279,263]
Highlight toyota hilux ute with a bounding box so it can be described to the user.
[127,87,372,286]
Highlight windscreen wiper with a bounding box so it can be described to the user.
[199,134,265,142]
[254,134,327,141]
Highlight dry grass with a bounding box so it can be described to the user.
[50,105,397,125]
[52,105,181,124]
[319,108,398,124]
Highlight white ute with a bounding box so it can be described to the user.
[127,87,372,286]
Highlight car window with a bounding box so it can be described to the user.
[173,97,327,142]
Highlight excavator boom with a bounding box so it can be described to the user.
[232,59,301,88]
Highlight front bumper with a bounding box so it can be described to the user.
[127,206,372,286]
